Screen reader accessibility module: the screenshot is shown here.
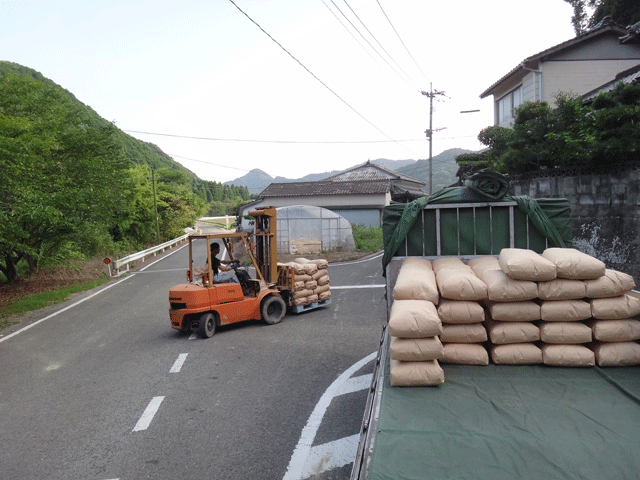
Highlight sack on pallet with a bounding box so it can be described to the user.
[294,280,305,291]
[538,278,587,301]
[467,256,499,272]
[389,300,442,338]
[393,258,439,304]
[440,323,487,343]
[484,300,541,322]
[303,263,318,275]
[309,259,328,269]
[590,293,640,320]
[584,269,636,298]
[542,248,606,280]
[285,262,307,275]
[539,321,592,344]
[491,343,542,364]
[499,248,557,281]
[436,268,487,301]
[441,343,489,365]
[315,284,330,295]
[433,257,470,273]
[588,318,640,342]
[390,359,444,387]
[316,274,330,286]
[305,280,317,290]
[540,299,592,322]
[293,297,307,306]
[318,291,331,301]
[485,317,540,344]
[473,268,538,302]
[390,336,443,362]
[593,341,640,367]
[307,294,319,303]
[437,299,485,324]
[294,258,310,264]
[293,289,314,300]
[542,344,595,366]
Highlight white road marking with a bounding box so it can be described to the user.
[302,434,360,479]
[336,374,372,397]
[169,353,189,373]
[330,285,385,289]
[329,253,383,266]
[132,396,165,432]
[188,333,197,340]
[283,352,376,480]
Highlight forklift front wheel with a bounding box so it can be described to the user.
[261,295,286,325]
[198,312,217,338]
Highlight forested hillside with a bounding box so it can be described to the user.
[0,62,249,283]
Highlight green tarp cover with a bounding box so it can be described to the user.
[382,189,573,273]
[368,354,640,480]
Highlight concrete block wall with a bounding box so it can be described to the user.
[510,164,640,286]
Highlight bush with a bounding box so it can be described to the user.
[352,225,383,252]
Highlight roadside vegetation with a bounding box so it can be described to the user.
[352,225,384,252]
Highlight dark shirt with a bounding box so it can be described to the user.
[211,256,221,275]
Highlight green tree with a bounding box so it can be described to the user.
[564,0,640,35]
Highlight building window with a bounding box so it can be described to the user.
[497,86,522,125]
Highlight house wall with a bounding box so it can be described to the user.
[510,165,640,286]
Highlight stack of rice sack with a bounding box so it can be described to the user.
[433,257,489,366]
[469,255,542,365]
[281,259,331,307]
[389,258,444,386]
[583,266,640,366]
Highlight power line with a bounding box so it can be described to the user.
[167,154,251,172]
[228,0,411,153]
[124,129,426,144]
[375,0,430,85]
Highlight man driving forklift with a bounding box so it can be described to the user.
[209,242,237,283]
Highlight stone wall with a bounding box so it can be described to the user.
[510,163,640,286]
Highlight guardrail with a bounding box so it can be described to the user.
[109,233,190,277]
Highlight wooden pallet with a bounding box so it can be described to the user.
[289,298,331,314]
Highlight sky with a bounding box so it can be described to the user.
[1,0,577,183]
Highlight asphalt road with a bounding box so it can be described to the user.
[0,246,386,480]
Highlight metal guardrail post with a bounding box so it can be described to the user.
[110,233,190,277]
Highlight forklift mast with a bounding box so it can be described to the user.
[248,206,278,285]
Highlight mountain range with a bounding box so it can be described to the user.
[225,149,473,195]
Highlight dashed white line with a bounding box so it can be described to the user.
[170,353,189,373]
[132,396,165,432]
[330,285,385,290]
[188,333,197,340]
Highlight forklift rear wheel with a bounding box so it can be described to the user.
[198,312,216,338]
[261,295,286,325]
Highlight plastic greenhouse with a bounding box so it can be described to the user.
[276,205,356,254]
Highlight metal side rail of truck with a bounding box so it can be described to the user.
[351,198,640,480]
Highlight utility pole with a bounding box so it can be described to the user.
[421,83,447,195]
[147,168,161,243]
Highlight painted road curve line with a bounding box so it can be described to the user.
[283,352,376,480]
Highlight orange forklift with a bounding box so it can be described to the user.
[168,207,290,338]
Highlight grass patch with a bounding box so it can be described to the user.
[0,278,109,329]
[352,224,383,252]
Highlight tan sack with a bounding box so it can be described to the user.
[294,258,310,264]
[393,258,439,304]
[542,344,595,366]
[318,291,331,301]
[499,248,557,281]
[433,257,470,273]
[436,268,487,301]
[441,343,489,365]
[293,280,305,291]
[286,262,307,275]
[307,294,319,303]
[467,256,500,273]
[311,269,326,281]
[484,300,541,322]
[389,300,442,338]
[390,359,444,387]
[473,268,538,302]
[584,269,636,298]
[293,289,314,300]
[293,297,307,306]
[538,278,587,301]
[540,299,592,322]
[590,293,640,320]
[390,336,444,361]
[542,247,605,280]
[588,319,640,342]
[491,343,543,364]
[316,274,330,286]
[485,318,540,344]
[305,280,318,290]
[593,342,640,367]
[437,299,485,324]
[539,321,592,344]
[440,323,487,343]
[309,259,328,269]
[303,263,318,275]
[295,273,313,282]
[315,284,330,295]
